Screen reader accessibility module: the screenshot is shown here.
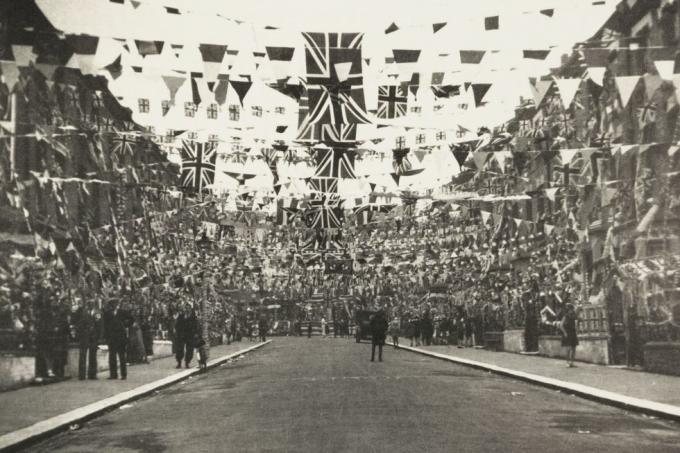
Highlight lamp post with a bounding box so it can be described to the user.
[195,231,213,355]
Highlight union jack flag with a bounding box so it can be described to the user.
[276,198,300,225]
[299,32,370,130]
[111,132,137,162]
[298,122,357,147]
[307,177,338,195]
[303,201,344,229]
[353,200,395,226]
[180,140,217,193]
[377,85,407,119]
[260,148,280,185]
[314,147,356,179]
[235,194,253,225]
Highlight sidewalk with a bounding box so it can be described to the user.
[394,343,680,421]
[0,340,270,451]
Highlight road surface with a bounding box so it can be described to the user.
[30,337,680,452]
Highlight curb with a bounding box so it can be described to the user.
[0,340,271,452]
[394,343,680,422]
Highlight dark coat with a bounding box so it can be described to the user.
[76,308,101,346]
[103,308,133,347]
[369,311,388,344]
[175,312,199,343]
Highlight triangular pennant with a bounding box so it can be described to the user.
[214,79,229,105]
[480,210,491,225]
[484,16,499,30]
[553,77,581,108]
[494,151,511,172]
[459,50,485,64]
[334,62,353,82]
[544,187,559,202]
[614,75,640,107]
[545,224,555,236]
[472,151,490,170]
[369,183,376,192]
[654,60,675,80]
[230,79,252,106]
[385,22,399,34]
[391,173,400,186]
[540,9,554,17]
[190,77,201,105]
[588,67,606,86]
[471,83,492,107]
[522,49,550,60]
[432,22,447,33]
[531,79,553,107]
[162,75,185,105]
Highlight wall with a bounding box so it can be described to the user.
[502,329,525,353]
[0,340,175,390]
[0,354,34,390]
[643,342,680,376]
[538,335,610,365]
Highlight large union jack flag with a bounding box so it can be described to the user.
[299,32,370,129]
[377,85,407,119]
[314,147,357,179]
[304,177,343,229]
[307,177,338,195]
[180,140,217,193]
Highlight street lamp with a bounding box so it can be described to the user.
[195,231,213,357]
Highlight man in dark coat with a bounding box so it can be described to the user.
[76,304,101,380]
[370,309,389,362]
[103,299,133,380]
[258,316,268,342]
[175,304,199,368]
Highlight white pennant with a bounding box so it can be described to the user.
[614,75,640,107]
[558,148,580,165]
[334,62,353,83]
[654,60,675,80]
[544,187,559,202]
[494,151,511,173]
[553,77,581,108]
[587,67,606,86]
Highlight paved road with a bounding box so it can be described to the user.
[29,337,680,453]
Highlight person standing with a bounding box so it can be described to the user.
[388,316,401,348]
[307,320,312,338]
[560,303,580,367]
[258,315,269,342]
[76,304,101,380]
[370,309,388,362]
[174,304,198,369]
[103,299,133,380]
[321,316,327,337]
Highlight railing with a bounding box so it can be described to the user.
[577,305,608,335]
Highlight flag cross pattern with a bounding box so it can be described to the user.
[180,140,217,193]
[377,85,407,119]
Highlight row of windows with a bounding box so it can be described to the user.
[137,99,286,118]
[393,130,464,148]
[409,104,467,113]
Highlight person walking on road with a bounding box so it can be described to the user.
[370,308,388,362]
[103,298,133,380]
[560,303,580,368]
[175,304,199,369]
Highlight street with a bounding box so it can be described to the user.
[30,337,680,453]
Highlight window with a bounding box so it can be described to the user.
[456,129,466,138]
[433,105,443,112]
[415,134,425,144]
[252,106,263,117]
[395,136,406,149]
[458,103,468,110]
[188,131,198,140]
[207,103,218,119]
[92,93,103,110]
[161,100,170,116]
[138,98,150,113]
[184,102,196,117]
[229,105,240,121]
[231,137,242,153]
[165,129,175,143]
[274,106,285,114]
[208,134,219,143]
[147,126,155,134]
[411,106,421,114]
[436,131,445,141]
